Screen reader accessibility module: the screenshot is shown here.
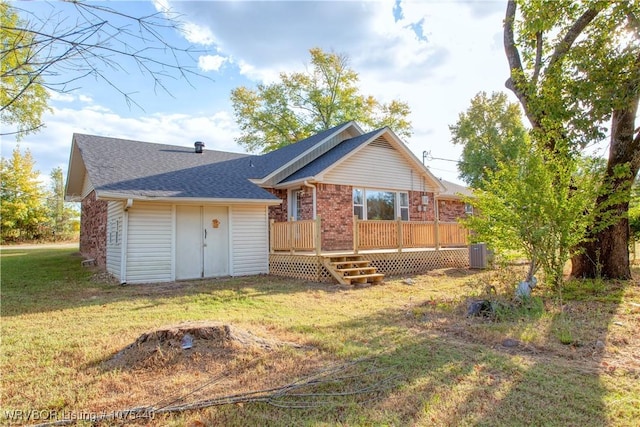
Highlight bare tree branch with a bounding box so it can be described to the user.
[547,5,603,72]
[1,0,211,137]
[30,358,400,427]
[0,123,44,135]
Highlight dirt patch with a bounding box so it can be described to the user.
[90,270,119,284]
[406,293,640,378]
[104,321,300,371]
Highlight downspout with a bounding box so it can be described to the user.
[303,180,319,253]
[120,199,133,285]
[303,180,316,218]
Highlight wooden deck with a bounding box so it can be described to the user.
[269,247,470,284]
[270,217,468,254]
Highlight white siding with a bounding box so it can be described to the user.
[106,201,124,279]
[125,203,172,283]
[270,129,357,185]
[230,205,269,276]
[81,173,94,198]
[323,139,427,191]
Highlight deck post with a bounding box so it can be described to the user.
[397,217,403,253]
[353,215,359,254]
[289,216,294,254]
[315,215,322,255]
[269,219,274,254]
[434,209,440,251]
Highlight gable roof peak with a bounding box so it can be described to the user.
[252,121,364,184]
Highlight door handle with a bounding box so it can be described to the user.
[204,229,207,239]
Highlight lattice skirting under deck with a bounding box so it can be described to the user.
[269,248,469,283]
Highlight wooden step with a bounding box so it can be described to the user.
[330,260,371,267]
[334,267,377,274]
[322,255,385,286]
[343,273,385,285]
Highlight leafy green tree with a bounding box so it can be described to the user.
[449,91,528,189]
[464,143,601,289]
[0,1,49,138]
[503,0,640,279]
[231,47,412,153]
[0,146,48,241]
[46,167,79,240]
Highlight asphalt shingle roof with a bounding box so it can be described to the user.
[247,122,355,178]
[74,134,278,200]
[280,129,382,183]
[73,123,469,202]
[439,179,474,198]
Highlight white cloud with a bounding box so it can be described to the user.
[47,91,93,104]
[151,0,170,13]
[236,59,283,84]
[48,92,75,103]
[78,94,93,103]
[182,21,217,46]
[2,100,245,181]
[198,54,227,72]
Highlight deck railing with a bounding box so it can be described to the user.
[270,216,468,253]
[270,217,321,254]
[355,219,467,252]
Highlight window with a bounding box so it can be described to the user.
[108,218,121,247]
[367,190,395,220]
[353,189,410,220]
[353,188,364,219]
[464,203,473,214]
[292,190,303,220]
[399,192,409,220]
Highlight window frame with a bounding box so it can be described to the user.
[107,217,121,247]
[399,191,409,221]
[464,203,473,215]
[353,188,364,220]
[291,189,304,220]
[353,188,410,221]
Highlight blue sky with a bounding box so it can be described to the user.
[3,0,515,186]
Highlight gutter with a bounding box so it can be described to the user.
[96,192,282,206]
[303,180,317,218]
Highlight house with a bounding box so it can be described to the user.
[65,122,471,284]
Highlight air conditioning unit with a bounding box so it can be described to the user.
[469,243,488,269]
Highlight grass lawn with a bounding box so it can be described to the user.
[1,248,639,426]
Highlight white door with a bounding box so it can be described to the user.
[176,206,229,280]
[203,206,228,277]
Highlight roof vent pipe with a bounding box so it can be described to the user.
[194,141,205,153]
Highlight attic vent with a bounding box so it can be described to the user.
[194,141,205,153]
[370,137,392,149]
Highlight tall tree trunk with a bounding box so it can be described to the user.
[571,105,640,279]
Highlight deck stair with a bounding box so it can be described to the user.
[322,255,384,286]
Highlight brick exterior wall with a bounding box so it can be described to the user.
[438,199,467,222]
[299,190,314,220]
[266,188,314,221]
[316,183,354,251]
[267,189,288,222]
[409,191,436,221]
[80,190,108,267]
